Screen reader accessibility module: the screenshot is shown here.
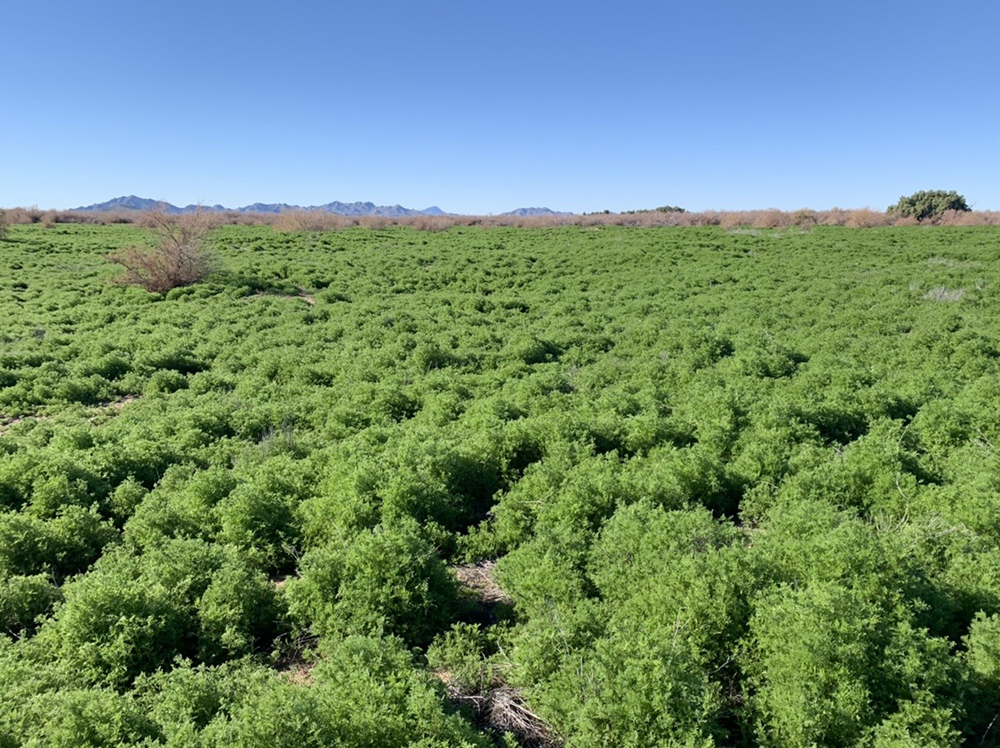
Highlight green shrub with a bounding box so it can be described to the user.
[287,520,458,647]
[887,190,970,220]
[745,582,960,747]
[196,561,286,663]
[200,635,487,747]
[38,565,193,688]
[0,574,62,636]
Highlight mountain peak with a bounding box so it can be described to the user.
[71,196,452,217]
[500,207,570,217]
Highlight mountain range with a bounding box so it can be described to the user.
[71,196,568,217]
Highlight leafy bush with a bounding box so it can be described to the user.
[287,519,458,647]
[887,190,970,220]
[199,636,488,747]
[745,582,960,747]
[0,574,62,636]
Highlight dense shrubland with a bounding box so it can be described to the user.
[1,222,1000,744]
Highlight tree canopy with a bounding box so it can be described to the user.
[887,190,970,220]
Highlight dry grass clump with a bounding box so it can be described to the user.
[443,682,560,748]
[107,211,215,292]
[452,561,513,606]
[923,287,966,302]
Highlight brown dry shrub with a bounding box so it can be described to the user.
[107,211,215,292]
[951,210,1000,226]
[820,208,849,225]
[694,210,722,226]
[3,207,32,225]
[844,208,888,228]
[791,209,818,226]
[273,210,356,232]
[752,209,789,229]
[932,208,998,226]
[404,214,453,232]
[893,215,920,227]
[719,212,751,230]
[357,215,391,230]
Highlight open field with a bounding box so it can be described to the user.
[2,223,1000,745]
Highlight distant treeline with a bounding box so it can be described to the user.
[2,205,999,230]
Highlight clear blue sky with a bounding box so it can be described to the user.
[4,1,999,214]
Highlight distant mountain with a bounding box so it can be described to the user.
[311,201,425,218]
[73,195,184,213]
[501,207,571,217]
[234,203,298,214]
[71,196,449,217]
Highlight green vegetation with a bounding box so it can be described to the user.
[1,221,1000,745]
[888,190,970,220]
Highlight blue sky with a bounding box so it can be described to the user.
[4,1,999,214]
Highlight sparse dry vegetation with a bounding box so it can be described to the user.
[4,205,1000,232]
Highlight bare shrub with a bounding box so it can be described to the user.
[819,207,848,225]
[893,215,920,227]
[752,209,789,229]
[107,211,215,292]
[844,208,888,228]
[931,208,998,226]
[719,212,751,230]
[273,210,356,232]
[405,214,453,232]
[357,215,391,229]
[946,211,987,226]
[3,207,31,225]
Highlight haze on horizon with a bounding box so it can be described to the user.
[3,0,999,214]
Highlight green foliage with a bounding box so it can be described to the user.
[0,574,61,636]
[887,190,970,220]
[1,223,1000,743]
[287,519,458,647]
[745,582,960,747]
